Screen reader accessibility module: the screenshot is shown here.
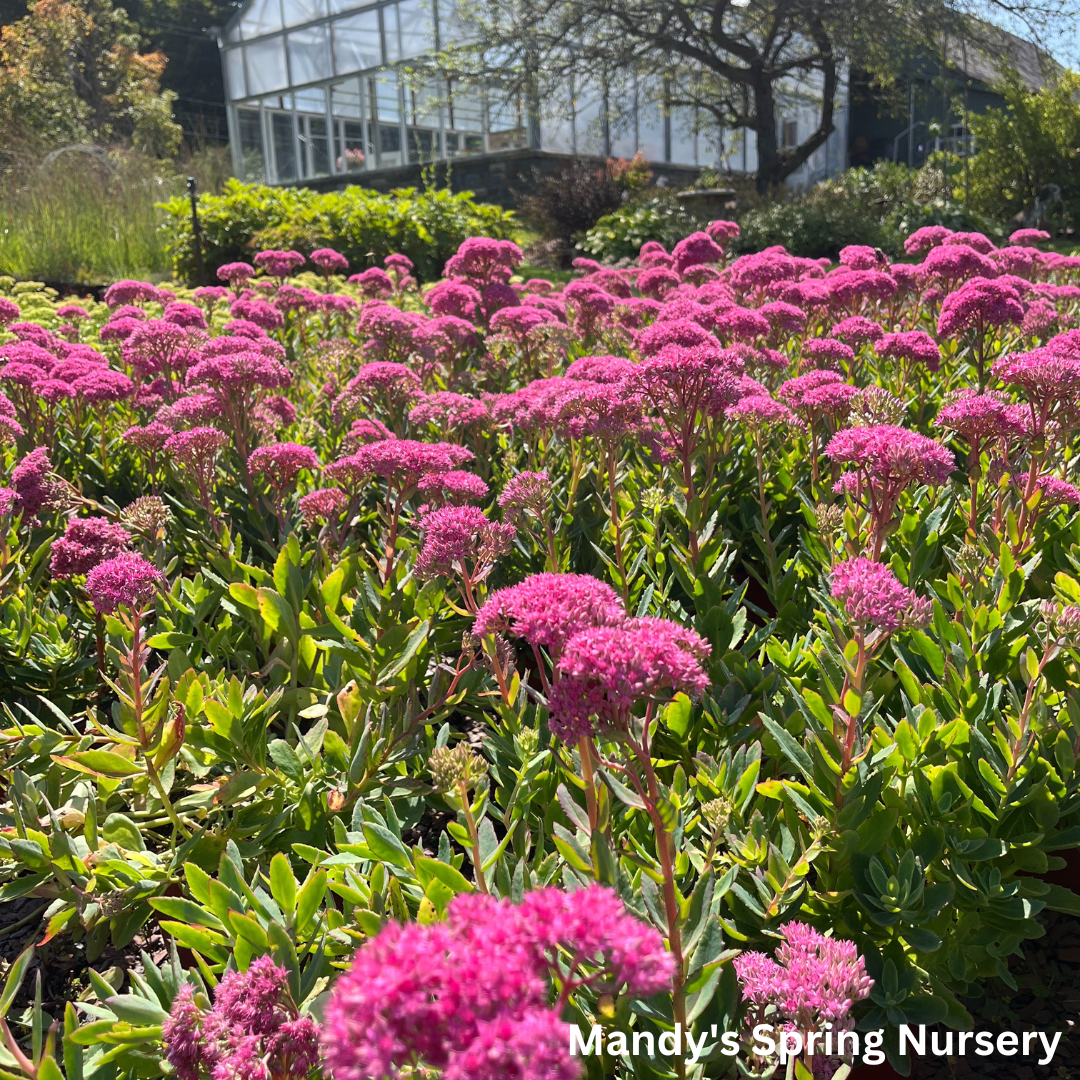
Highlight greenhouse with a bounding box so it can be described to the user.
[218,0,850,187]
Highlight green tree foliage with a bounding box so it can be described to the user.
[965,70,1080,226]
[0,0,182,154]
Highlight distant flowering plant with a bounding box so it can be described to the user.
[415,504,515,611]
[736,922,873,1076]
[827,424,955,558]
[163,957,319,1080]
[50,517,131,580]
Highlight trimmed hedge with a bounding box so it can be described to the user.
[160,180,515,284]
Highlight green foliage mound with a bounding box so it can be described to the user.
[160,181,517,284]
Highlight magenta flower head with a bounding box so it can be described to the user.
[124,422,173,454]
[1010,228,1050,248]
[637,267,682,300]
[944,230,996,254]
[325,439,473,492]
[416,470,489,506]
[934,390,1024,447]
[904,226,952,255]
[50,517,131,580]
[635,318,713,357]
[565,355,636,384]
[444,237,524,287]
[474,572,626,658]
[936,278,1023,338]
[415,505,515,581]
[349,266,395,300]
[735,921,873,1030]
[992,347,1080,422]
[706,219,740,244]
[254,249,306,279]
[758,300,808,335]
[85,552,165,615]
[216,262,255,288]
[230,298,285,331]
[1035,474,1080,508]
[425,278,481,320]
[830,315,884,349]
[0,298,19,327]
[827,425,954,557]
[163,302,208,330]
[8,322,58,349]
[838,245,883,271]
[192,286,230,310]
[713,306,770,344]
[299,487,349,526]
[547,617,711,740]
[876,330,941,372]
[922,243,998,285]
[321,885,665,1080]
[409,391,490,434]
[497,471,553,522]
[671,231,724,274]
[12,447,59,518]
[801,337,855,372]
[72,369,136,406]
[163,956,318,1080]
[830,557,930,634]
[726,394,799,429]
[165,427,229,494]
[248,442,318,490]
[310,248,349,274]
[103,280,159,308]
[827,425,955,489]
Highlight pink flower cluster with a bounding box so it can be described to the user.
[163,956,319,1080]
[735,921,873,1028]
[84,552,165,615]
[830,557,931,633]
[50,517,131,579]
[321,885,671,1080]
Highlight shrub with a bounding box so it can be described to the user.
[159,180,516,284]
[733,163,1004,260]
[517,153,653,250]
[965,69,1080,228]
[578,192,707,261]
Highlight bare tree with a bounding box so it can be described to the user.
[440,0,1073,192]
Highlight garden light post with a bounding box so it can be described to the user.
[187,175,207,287]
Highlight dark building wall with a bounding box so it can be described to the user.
[848,62,1007,169]
[294,149,703,208]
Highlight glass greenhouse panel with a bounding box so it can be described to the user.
[282,0,328,26]
[223,47,246,100]
[397,0,434,59]
[288,24,332,85]
[239,0,282,39]
[372,73,403,166]
[237,109,266,181]
[271,111,298,181]
[671,107,699,165]
[333,9,383,75]
[488,90,526,151]
[246,36,290,95]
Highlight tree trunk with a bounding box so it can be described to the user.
[752,68,779,194]
[749,50,838,192]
